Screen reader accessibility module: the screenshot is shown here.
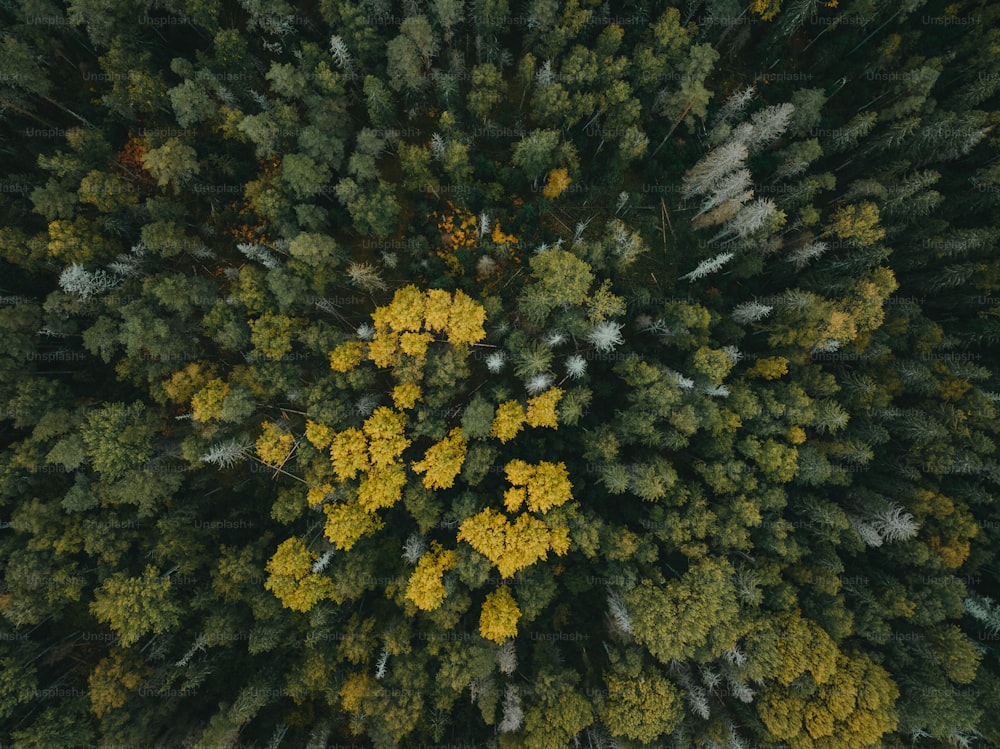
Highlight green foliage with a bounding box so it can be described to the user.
[1,5,999,747]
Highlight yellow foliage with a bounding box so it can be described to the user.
[191,377,230,421]
[256,422,296,466]
[383,284,426,332]
[749,0,783,20]
[491,220,518,245]
[423,288,453,332]
[305,420,335,450]
[265,537,313,578]
[399,331,434,359]
[364,407,410,467]
[542,168,572,200]
[490,400,526,443]
[330,428,369,481]
[358,285,486,367]
[357,464,407,511]
[937,376,971,401]
[548,522,571,555]
[88,650,150,718]
[340,671,375,713]
[435,201,479,254]
[757,652,899,749]
[503,459,573,514]
[367,331,399,368]
[525,387,563,428]
[828,201,885,245]
[163,362,209,404]
[503,486,527,513]
[329,341,365,372]
[412,427,467,489]
[307,483,334,507]
[787,426,807,445]
[447,290,488,345]
[405,542,456,610]
[747,356,789,380]
[824,309,856,342]
[458,508,570,578]
[479,586,522,643]
[392,382,422,410]
[912,489,978,569]
[323,500,384,552]
[264,537,337,612]
[458,507,508,569]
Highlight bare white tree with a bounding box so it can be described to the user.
[712,85,757,128]
[607,590,631,635]
[201,438,252,469]
[526,372,555,395]
[565,354,588,380]
[586,321,624,353]
[720,197,778,240]
[346,262,387,292]
[237,242,281,270]
[731,103,796,154]
[686,685,711,719]
[680,251,735,282]
[329,35,355,77]
[312,549,335,574]
[726,674,755,704]
[498,685,523,733]
[535,59,555,87]
[965,594,1000,635]
[59,264,119,301]
[497,640,518,675]
[695,168,753,218]
[869,503,919,542]
[849,515,884,547]
[785,240,829,270]
[402,533,427,565]
[731,301,773,324]
[430,133,447,160]
[682,141,749,199]
[486,350,507,374]
[374,645,389,680]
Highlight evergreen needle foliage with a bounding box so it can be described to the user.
[1,3,999,748]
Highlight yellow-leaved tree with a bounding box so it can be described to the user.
[264,537,337,612]
[491,400,526,443]
[412,427,467,489]
[405,542,456,611]
[479,586,522,643]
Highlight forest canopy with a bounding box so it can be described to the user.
[2,0,1000,747]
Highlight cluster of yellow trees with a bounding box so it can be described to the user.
[264,287,576,642]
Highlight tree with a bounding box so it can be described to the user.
[386,34,427,94]
[412,427,467,489]
[625,558,741,664]
[167,79,217,128]
[264,537,337,612]
[334,178,401,239]
[599,651,684,742]
[500,669,593,749]
[467,63,506,121]
[512,130,561,182]
[80,402,156,480]
[479,585,521,644]
[141,137,200,193]
[90,566,182,647]
[825,201,886,245]
[281,153,331,199]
